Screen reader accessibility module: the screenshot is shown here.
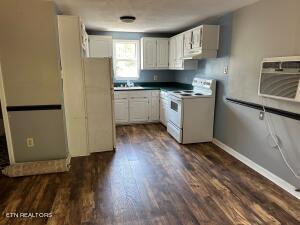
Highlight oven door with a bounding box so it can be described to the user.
[168,96,182,128]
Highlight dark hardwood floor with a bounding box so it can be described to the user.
[0,136,9,170]
[0,124,299,225]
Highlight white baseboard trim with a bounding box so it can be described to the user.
[212,138,300,199]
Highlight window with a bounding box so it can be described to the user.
[113,39,140,80]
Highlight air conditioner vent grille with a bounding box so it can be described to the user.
[260,73,300,99]
[282,61,300,69]
[263,62,280,69]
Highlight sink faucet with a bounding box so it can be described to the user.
[126,80,134,87]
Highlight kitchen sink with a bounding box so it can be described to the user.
[114,86,144,90]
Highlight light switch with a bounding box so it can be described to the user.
[26,138,34,148]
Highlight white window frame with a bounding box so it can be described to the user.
[113,39,140,80]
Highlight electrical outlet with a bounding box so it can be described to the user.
[224,66,229,74]
[26,138,34,148]
[154,75,158,81]
[259,111,265,120]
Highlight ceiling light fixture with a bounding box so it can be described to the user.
[120,16,136,23]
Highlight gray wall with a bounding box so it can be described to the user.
[175,7,300,188]
[227,0,300,114]
[87,30,176,83]
[8,110,67,163]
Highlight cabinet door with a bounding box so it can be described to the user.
[175,34,184,69]
[160,99,166,125]
[169,37,176,69]
[150,97,159,121]
[114,99,129,124]
[156,39,169,69]
[160,98,168,126]
[176,34,184,59]
[191,27,202,49]
[89,35,112,57]
[129,98,149,122]
[183,31,192,57]
[142,39,157,69]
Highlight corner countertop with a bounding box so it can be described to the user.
[114,82,192,92]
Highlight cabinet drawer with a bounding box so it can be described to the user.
[114,91,128,99]
[128,91,151,98]
[167,121,182,143]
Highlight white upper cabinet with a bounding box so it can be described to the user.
[156,39,169,69]
[141,38,157,69]
[169,38,176,69]
[183,25,220,59]
[89,35,112,57]
[183,31,193,57]
[174,34,184,68]
[175,34,184,61]
[169,34,198,70]
[191,26,202,49]
[141,38,169,70]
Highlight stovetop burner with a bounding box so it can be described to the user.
[169,90,208,98]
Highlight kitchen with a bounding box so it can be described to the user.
[0,0,299,224]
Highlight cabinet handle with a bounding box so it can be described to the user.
[130,97,148,99]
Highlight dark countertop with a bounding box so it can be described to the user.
[114,82,192,92]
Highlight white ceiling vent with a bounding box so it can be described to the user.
[258,56,300,102]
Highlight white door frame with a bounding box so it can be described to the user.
[0,64,15,164]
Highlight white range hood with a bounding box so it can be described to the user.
[182,49,218,60]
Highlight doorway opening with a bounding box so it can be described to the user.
[0,102,9,170]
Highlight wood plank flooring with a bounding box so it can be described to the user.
[0,124,299,225]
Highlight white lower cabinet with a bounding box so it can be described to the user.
[160,98,168,126]
[114,90,160,124]
[159,91,169,126]
[114,99,129,124]
[129,98,149,122]
[150,97,159,121]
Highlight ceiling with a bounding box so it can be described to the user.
[54,0,259,33]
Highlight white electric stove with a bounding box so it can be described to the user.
[167,78,216,144]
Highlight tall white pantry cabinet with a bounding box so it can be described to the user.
[58,16,115,157]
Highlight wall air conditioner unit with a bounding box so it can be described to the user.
[258,56,300,102]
